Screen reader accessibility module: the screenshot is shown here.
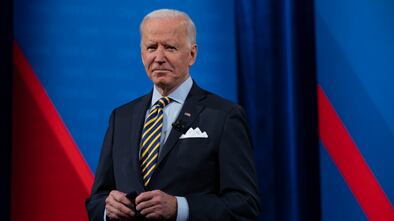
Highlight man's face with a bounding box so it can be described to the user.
[140,17,197,92]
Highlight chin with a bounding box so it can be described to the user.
[153,77,172,87]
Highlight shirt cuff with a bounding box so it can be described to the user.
[104,208,107,221]
[175,196,189,221]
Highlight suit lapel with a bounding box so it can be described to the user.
[157,83,206,166]
[127,93,151,190]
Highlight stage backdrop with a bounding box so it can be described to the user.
[12,0,394,221]
[315,0,394,220]
[12,1,237,221]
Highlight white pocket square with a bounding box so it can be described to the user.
[179,127,208,139]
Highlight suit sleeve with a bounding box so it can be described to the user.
[86,110,116,221]
[185,105,261,221]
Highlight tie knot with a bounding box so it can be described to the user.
[155,97,171,109]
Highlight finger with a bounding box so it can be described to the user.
[136,197,157,211]
[146,212,161,220]
[110,201,134,217]
[135,190,157,204]
[139,204,161,217]
[106,195,135,218]
[107,203,134,219]
[106,205,122,220]
[110,190,133,206]
[106,194,132,211]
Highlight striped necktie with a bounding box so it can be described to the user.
[140,97,171,187]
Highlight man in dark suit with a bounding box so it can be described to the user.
[86,9,260,221]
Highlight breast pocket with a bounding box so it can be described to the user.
[175,138,216,173]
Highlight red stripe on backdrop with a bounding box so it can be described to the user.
[318,85,394,221]
[11,42,93,221]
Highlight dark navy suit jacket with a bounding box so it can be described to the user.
[86,83,261,221]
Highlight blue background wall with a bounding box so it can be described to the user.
[315,0,394,220]
[14,0,237,173]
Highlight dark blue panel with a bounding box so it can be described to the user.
[14,0,237,172]
[0,0,12,219]
[236,0,321,220]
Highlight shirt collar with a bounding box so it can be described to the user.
[151,76,193,107]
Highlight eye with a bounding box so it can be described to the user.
[165,45,177,51]
[146,44,157,52]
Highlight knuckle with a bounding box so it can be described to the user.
[140,209,147,216]
[114,194,122,201]
[115,204,122,211]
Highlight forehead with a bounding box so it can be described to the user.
[141,17,188,42]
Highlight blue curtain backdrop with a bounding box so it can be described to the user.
[235,0,321,221]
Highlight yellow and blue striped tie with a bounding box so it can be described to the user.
[140,97,171,187]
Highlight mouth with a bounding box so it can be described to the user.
[153,69,171,72]
[152,69,172,75]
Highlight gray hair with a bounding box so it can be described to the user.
[139,9,197,45]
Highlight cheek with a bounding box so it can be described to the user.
[141,55,152,68]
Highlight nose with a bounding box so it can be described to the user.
[154,47,166,64]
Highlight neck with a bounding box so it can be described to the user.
[156,75,189,96]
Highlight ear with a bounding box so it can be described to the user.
[188,44,198,66]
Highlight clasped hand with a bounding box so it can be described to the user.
[105,190,177,220]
